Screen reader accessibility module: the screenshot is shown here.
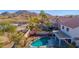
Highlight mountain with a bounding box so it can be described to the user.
[15,10,38,20]
[0,10,54,20]
[15,10,32,15]
[0,11,17,18]
[1,12,10,16]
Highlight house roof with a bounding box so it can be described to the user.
[50,16,72,23]
[60,17,79,28]
[50,16,79,28]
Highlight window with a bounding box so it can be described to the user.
[62,26,64,29]
[66,28,69,31]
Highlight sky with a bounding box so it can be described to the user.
[0,10,79,16]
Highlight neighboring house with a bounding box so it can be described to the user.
[60,17,79,39]
[48,16,79,47]
[60,17,79,47]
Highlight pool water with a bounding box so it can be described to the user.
[32,37,50,47]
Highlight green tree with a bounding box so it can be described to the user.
[39,10,48,20]
[27,16,40,31]
[45,21,52,27]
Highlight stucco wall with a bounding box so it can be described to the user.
[69,27,79,38]
[60,25,72,36]
[60,24,79,38]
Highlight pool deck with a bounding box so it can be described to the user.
[30,31,53,37]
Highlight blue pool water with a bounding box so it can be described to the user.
[32,37,50,47]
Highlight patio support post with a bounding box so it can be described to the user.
[59,39,61,48]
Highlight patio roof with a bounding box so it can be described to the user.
[54,31,71,39]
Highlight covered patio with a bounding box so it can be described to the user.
[53,31,72,48]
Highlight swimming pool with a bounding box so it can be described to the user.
[31,37,50,47]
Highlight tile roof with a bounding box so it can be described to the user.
[61,17,79,28]
[50,16,79,28]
